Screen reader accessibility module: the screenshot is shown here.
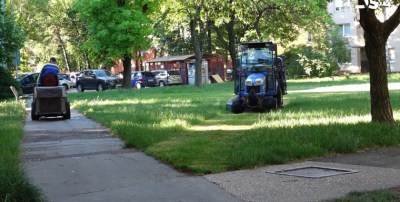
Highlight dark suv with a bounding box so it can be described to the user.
[76,69,122,92]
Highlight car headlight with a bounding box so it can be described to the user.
[254,78,263,86]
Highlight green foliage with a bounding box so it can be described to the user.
[72,0,156,67]
[0,68,22,99]
[284,31,351,78]
[0,8,26,70]
[0,102,46,202]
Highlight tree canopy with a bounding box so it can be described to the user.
[72,0,157,88]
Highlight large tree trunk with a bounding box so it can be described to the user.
[122,55,131,89]
[190,18,203,87]
[365,32,394,123]
[358,0,400,123]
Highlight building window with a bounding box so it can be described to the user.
[335,0,351,12]
[389,48,395,62]
[338,24,351,37]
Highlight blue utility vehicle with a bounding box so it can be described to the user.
[227,42,287,113]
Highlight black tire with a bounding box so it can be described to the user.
[271,98,278,110]
[97,83,104,91]
[136,82,142,89]
[232,100,245,114]
[274,87,283,108]
[62,84,69,90]
[77,83,84,92]
[31,102,40,120]
[63,102,71,119]
[159,81,165,87]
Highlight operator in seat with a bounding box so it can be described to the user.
[37,57,59,86]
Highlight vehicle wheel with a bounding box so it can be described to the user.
[232,100,245,114]
[274,87,284,108]
[63,102,71,119]
[159,81,165,87]
[77,83,84,92]
[62,84,69,90]
[136,82,141,89]
[97,83,104,91]
[31,102,40,120]
[270,98,278,110]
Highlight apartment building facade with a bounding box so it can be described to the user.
[328,0,399,73]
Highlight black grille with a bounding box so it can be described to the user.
[247,86,260,94]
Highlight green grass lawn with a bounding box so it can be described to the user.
[287,73,400,90]
[68,74,400,175]
[0,100,46,202]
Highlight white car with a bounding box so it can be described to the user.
[58,75,71,90]
[67,72,80,88]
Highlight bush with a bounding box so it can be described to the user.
[0,67,22,100]
[284,45,338,78]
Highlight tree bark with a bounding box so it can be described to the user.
[55,27,71,73]
[122,55,132,89]
[358,0,400,123]
[190,18,203,87]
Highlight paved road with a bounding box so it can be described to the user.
[22,99,241,202]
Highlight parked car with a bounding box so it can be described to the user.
[131,71,158,89]
[58,73,70,81]
[76,69,122,92]
[58,75,71,90]
[17,73,39,94]
[151,70,182,86]
[66,72,80,88]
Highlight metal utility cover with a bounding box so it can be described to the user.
[267,165,359,178]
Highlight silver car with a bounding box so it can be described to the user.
[58,75,71,90]
[151,70,182,86]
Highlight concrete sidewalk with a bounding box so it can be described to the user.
[21,99,240,202]
[22,97,400,202]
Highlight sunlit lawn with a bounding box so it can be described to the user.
[67,74,400,175]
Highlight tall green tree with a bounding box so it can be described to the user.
[10,0,91,72]
[211,0,333,81]
[73,0,155,88]
[0,1,25,70]
[358,0,400,123]
[164,0,212,87]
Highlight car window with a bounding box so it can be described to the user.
[142,72,155,77]
[89,71,96,76]
[168,71,180,75]
[25,75,35,82]
[94,70,112,77]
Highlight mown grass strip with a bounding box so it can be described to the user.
[0,100,46,202]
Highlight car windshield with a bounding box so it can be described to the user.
[94,70,112,77]
[142,72,155,77]
[16,73,28,81]
[240,48,273,72]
